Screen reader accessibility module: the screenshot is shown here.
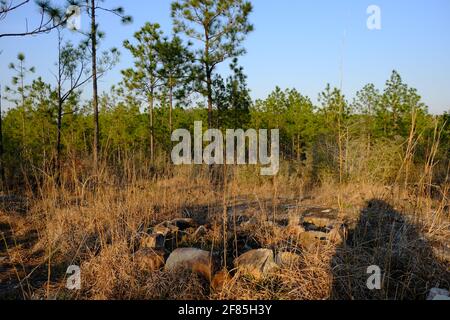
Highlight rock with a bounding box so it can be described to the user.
[275,252,301,267]
[153,221,179,237]
[140,233,165,249]
[298,231,328,249]
[234,249,278,279]
[303,210,337,228]
[135,249,165,271]
[211,270,232,292]
[171,218,196,230]
[427,288,450,300]
[165,248,213,280]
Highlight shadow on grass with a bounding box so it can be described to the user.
[331,199,450,300]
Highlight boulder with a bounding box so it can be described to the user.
[135,249,165,271]
[140,233,165,249]
[298,231,328,249]
[165,248,213,280]
[275,252,302,267]
[427,288,450,300]
[234,249,278,279]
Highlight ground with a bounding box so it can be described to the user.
[0,174,449,300]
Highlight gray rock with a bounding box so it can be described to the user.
[140,233,165,249]
[234,249,278,279]
[165,248,213,280]
[153,221,179,237]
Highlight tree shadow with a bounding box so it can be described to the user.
[0,197,69,300]
[331,199,450,300]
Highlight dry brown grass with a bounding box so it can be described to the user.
[1,157,449,300]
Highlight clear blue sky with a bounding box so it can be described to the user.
[1,0,449,113]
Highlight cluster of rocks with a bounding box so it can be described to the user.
[134,217,206,273]
[286,208,348,249]
[133,206,348,289]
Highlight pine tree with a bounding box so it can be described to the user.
[171,0,253,128]
[122,23,163,161]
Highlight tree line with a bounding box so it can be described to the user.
[0,0,449,190]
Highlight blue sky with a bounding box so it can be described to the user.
[1,0,449,113]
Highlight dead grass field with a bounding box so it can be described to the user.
[1,163,448,300]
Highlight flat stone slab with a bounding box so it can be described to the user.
[234,249,278,279]
[302,208,338,229]
[298,231,329,249]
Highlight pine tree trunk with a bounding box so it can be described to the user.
[91,0,100,171]
[206,69,213,129]
[204,30,213,129]
[0,86,5,189]
[56,31,63,184]
[169,84,173,134]
[56,98,63,184]
[149,93,154,162]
